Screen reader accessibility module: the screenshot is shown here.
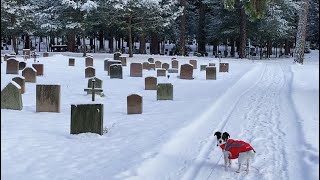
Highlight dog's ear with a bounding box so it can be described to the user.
[214,131,221,136]
[222,132,230,139]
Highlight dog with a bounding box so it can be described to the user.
[214,131,255,173]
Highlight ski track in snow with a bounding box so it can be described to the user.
[123,62,309,180]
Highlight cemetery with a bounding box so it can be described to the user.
[1,0,319,180]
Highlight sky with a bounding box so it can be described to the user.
[1,50,319,180]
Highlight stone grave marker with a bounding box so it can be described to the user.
[12,76,25,94]
[155,61,162,68]
[130,63,142,77]
[36,84,60,112]
[157,83,173,100]
[114,52,122,60]
[206,66,217,80]
[149,63,156,70]
[127,94,143,114]
[19,61,26,70]
[168,68,178,73]
[189,60,197,69]
[85,57,93,67]
[110,64,123,79]
[219,63,229,72]
[22,67,37,82]
[209,63,215,66]
[84,79,103,101]
[1,81,23,110]
[70,104,103,135]
[107,60,122,75]
[4,54,16,61]
[43,52,49,57]
[148,58,154,63]
[143,62,150,70]
[23,49,31,59]
[86,77,103,95]
[69,58,75,66]
[171,60,179,69]
[162,63,169,70]
[6,58,19,74]
[85,67,95,78]
[157,69,166,77]
[104,59,110,71]
[200,65,207,71]
[171,57,177,60]
[119,56,127,66]
[180,64,193,79]
[145,77,157,90]
[32,64,44,76]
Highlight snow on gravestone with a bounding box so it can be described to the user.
[36,84,61,113]
[148,58,154,63]
[1,81,23,110]
[87,77,103,95]
[70,104,103,135]
[145,77,157,90]
[12,76,25,94]
[189,60,197,69]
[219,63,229,72]
[32,64,44,76]
[85,66,95,78]
[6,58,19,74]
[206,66,217,80]
[22,67,37,83]
[180,64,193,80]
[110,64,123,79]
[127,94,143,114]
[157,83,173,100]
[130,63,143,77]
[107,60,121,75]
[85,57,93,67]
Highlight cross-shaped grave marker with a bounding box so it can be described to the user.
[83,79,103,101]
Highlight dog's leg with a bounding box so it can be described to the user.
[245,158,249,172]
[223,151,229,171]
[228,158,231,167]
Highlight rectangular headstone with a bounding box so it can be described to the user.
[110,64,123,79]
[36,84,61,112]
[1,81,23,110]
[114,52,122,60]
[157,83,173,100]
[85,67,95,78]
[168,68,178,73]
[70,104,103,135]
[130,63,142,77]
[22,67,37,83]
[155,61,162,68]
[171,60,179,69]
[6,58,19,74]
[157,69,166,77]
[127,94,143,114]
[85,57,93,67]
[206,66,216,80]
[180,64,193,79]
[219,63,229,72]
[143,62,150,70]
[107,60,122,75]
[32,64,44,76]
[69,58,75,66]
[145,77,157,90]
[189,60,197,69]
[43,52,49,57]
[200,65,207,71]
[119,56,127,66]
[12,76,25,94]
[87,77,103,95]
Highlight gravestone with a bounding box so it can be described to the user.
[107,60,122,75]
[143,62,150,70]
[130,63,142,77]
[19,61,26,70]
[104,59,110,71]
[157,69,166,77]
[87,77,103,95]
[148,58,154,63]
[69,58,75,66]
[155,61,162,68]
[4,54,16,61]
[168,68,178,73]
[84,79,103,101]
[23,49,31,59]
[1,81,23,110]
[200,65,207,71]
[157,83,173,100]
[110,64,123,79]
[12,76,25,94]
[22,67,37,82]
[70,104,103,135]
[85,67,95,78]
[162,63,169,70]
[171,57,177,61]
[127,94,143,114]
[219,63,229,72]
[171,60,179,69]
[32,64,44,76]
[85,57,93,67]
[36,84,61,112]
[206,66,217,80]
[145,77,157,90]
[189,60,197,69]
[43,52,49,57]
[114,52,122,60]
[209,63,215,66]
[6,58,19,74]
[149,63,156,70]
[180,64,193,79]
[119,56,127,66]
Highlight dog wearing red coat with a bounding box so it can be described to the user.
[214,131,256,173]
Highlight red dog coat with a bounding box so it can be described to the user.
[219,139,254,159]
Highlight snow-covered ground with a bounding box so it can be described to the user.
[1,50,319,180]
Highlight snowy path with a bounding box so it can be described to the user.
[123,62,308,180]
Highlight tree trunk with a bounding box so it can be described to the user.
[67,32,76,52]
[284,39,289,55]
[239,2,246,59]
[197,1,206,55]
[179,0,186,56]
[98,30,104,51]
[230,37,235,57]
[108,37,114,53]
[12,35,18,55]
[294,0,309,64]
[25,34,30,49]
[267,39,272,58]
[82,31,86,57]
[150,32,160,55]
[139,33,146,54]
[128,13,133,57]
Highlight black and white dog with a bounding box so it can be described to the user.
[214,131,256,173]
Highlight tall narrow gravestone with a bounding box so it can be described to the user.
[119,56,127,66]
[70,104,103,135]
[127,94,143,114]
[36,85,61,112]
[1,81,23,110]
[145,77,157,90]
[12,76,25,94]
[6,58,19,74]
[206,66,216,80]
[157,83,173,100]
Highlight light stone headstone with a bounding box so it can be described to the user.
[180,64,193,80]
[130,63,142,77]
[36,84,61,112]
[85,66,95,78]
[127,94,143,114]
[22,67,37,82]
[145,77,157,90]
[1,81,23,110]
